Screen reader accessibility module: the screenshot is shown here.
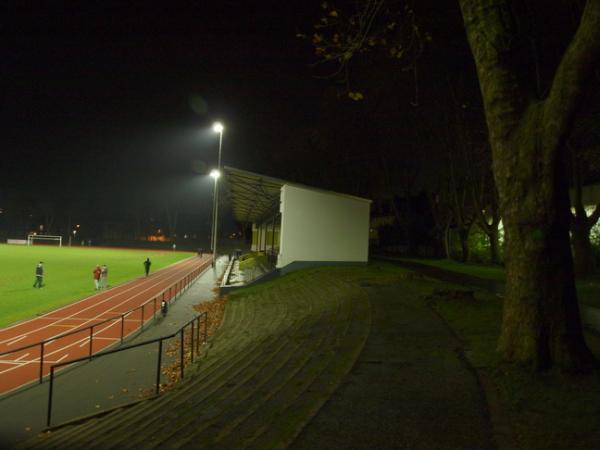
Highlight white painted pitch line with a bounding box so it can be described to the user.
[6,336,27,346]
[54,354,69,364]
[14,352,30,362]
[43,317,105,321]
[0,360,24,366]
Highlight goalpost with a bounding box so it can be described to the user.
[27,234,63,247]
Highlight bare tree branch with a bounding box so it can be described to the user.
[542,0,600,157]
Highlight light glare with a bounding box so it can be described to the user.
[210,169,221,179]
[212,122,224,133]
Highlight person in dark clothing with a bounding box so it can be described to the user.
[33,262,44,288]
[144,258,151,276]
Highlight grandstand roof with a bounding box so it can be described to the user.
[223,166,371,224]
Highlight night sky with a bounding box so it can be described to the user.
[1,1,326,239]
[2,1,592,242]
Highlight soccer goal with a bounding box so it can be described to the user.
[27,234,63,247]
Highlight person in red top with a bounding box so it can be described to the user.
[93,265,102,290]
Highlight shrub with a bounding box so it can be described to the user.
[239,253,269,272]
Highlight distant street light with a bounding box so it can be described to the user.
[211,122,224,266]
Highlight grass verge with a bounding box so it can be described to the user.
[402,257,600,308]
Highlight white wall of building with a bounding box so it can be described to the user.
[277,184,370,268]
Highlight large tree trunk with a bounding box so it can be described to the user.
[498,138,592,369]
[459,0,600,370]
[488,226,500,265]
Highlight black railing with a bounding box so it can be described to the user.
[46,312,208,427]
[0,259,211,389]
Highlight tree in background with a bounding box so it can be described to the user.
[570,156,600,278]
[471,153,502,264]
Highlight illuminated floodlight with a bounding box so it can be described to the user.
[210,169,221,179]
[212,122,224,133]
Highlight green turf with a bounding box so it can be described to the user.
[403,257,506,281]
[0,244,195,328]
[403,257,600,308]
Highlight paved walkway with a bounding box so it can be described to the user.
[291,282,496,450]
[0,257,227,449]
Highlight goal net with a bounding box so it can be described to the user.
[27,234,63,247]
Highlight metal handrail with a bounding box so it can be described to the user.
[46,311,208,427]
[0,260,211,385]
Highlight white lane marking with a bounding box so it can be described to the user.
[54,354,69,364]
[14,353,30,362]
[6,336,26,346]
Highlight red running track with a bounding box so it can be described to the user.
[0,255,212,396]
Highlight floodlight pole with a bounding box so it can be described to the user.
[212,124,224,267]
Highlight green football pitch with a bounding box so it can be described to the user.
[0,244,195,328]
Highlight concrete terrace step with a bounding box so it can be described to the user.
[247,292,371,450]
[165,285,351,448]
[109,292,319,448]
[21,271,372,450]
[113,282,333,449]
[213,294,366,449]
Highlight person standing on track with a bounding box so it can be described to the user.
[93,265,101,290]
[100,264,108,289]
[33,261,44,288]
[144,257,152,277]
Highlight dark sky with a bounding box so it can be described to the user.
[3,1,591,240]
[1,1,321,198]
